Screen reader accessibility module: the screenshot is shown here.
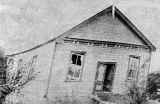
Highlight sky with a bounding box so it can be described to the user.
[0,0,159,72]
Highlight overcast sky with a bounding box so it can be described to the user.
[0,0,159,72]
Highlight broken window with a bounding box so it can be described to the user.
[127,55,140,80]
[66,52,85,81]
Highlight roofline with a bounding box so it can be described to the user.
[7,38,56,56]
[57,5,156,51]
[7,5,156,56]
[114,6,156,51]
[7,6,112,56]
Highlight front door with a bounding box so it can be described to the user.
[93,62,116,92]
[94,63,107,92]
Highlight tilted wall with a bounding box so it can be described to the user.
[47,42,151,103]
[6,41,151,104]
[6,41,56,104]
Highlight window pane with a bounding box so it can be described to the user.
[128,70,132,77]
[128,70,136,78]
[17,59,22,70]
[71,54,77,64]
[68,67,74,77]
[127,56,140,79]
[77,56,81,66]
[132,70,136,78]
[28,55,37,78]
[129,57,139,71]
[74,67,81,78]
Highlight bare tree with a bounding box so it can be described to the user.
[0,57,39,103]
[123,58,151,104]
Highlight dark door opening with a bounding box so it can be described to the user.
[93,62,116,92]
[103,64,115,92]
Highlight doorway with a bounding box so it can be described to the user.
[93,62,116,92]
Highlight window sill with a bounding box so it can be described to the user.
[125,78,137,82]
[93,91,113,97]
[94,91,112,94]
[64,80,82,82]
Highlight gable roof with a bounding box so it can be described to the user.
[114,6,156,51]
[8,5,156,56]
[57,5,156,51]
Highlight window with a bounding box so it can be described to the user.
[66,52,85,81]
[17,59,22,70]
[28,55,37,78]
[127,55,140,80]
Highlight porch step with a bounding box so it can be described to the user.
[90,94,116,104]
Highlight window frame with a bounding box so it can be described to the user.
[17,59,22,70]
[126,55,140,81]
[66,51,86,82]
[28,55,37,78]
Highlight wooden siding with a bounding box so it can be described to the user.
[6,42,56,103]
[68,12,146,46]
[6,41,151,104]
[47,42,151,100]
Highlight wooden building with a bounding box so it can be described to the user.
[6,6,156,104]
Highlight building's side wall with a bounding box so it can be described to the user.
[6,42,56,104]
[68,13,146,46]
[47,42,151,103]
[0,58,6,85]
